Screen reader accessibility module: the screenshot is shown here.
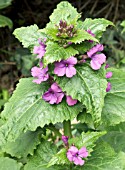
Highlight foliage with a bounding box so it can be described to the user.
[0,14,13,28]
[0,0,13,28]
[0,1,125,170]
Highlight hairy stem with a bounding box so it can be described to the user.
[63,120,72,138]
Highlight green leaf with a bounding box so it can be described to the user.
[121,20,125,33]
[0,157,22,170]
[74,142,125,170]
[56,64,107,126]
[77,110,94,129]
[13,25,47,49]
[101,131,125,153]
[49,1,81,24]
[46,27,98,44]
[0,15,13,29]
[43,41,79,66]
[2,129,42,158]
[102,68,125,126]
[0,0,12,9]
[24,140,57,170]
[48,131,106,167]
[78,18,114,39]
[73,42,95,54]
[67,29,98,44]
[69,131,106,152]
[0,78,83,146]
[48,148,69,167]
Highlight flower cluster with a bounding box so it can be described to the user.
[87,44,106,70]
[31,26,112,106]
[62,135,88,166]
[56,20,77,38]
[42,83,77,105]
[67,146,88,166]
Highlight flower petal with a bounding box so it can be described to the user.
[66,56,77,65]
[68,146,79,155]
[56,92,64,104]
[49,94,57,104]
[78,147,88,158]
[51,83,62,93]
[66,66,76,78]
[66,96,77,106]
[33,79,42,84]
[67,151,73,162]
[31,67,41,77]
[90,53,106,70]
[54,66,66,76]
[73,156,85,166]
[87,44,104,58]
[106,82,111,92]
[106,72,112,79]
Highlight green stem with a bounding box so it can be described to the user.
[63,120,72,138]
[47,125,62,137]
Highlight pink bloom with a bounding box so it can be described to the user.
[106,72,112,79]
[66,96,77,106]
[67,146,88,166]
[62,135,69,145]
[31,62,49,84]
[106,82,111,92]
[42,83,64,104]
[87,44,106,70]
[54,57,77,78]
[105,63,110,69]
[33,40,46,59]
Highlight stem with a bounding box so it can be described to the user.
[47,125,62,137]
[63,120,72,138]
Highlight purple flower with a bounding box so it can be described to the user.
[31,62,49,84]
[106,82,111,92]
[54,57,77,78]
[42,83,64,104]
[33,40,46,59]
[105,63,110,69]
[106,72,112,79]
[86,29,95,43]
[62,135,69,145]
[66,96,77,106]
[87,44,106,70]
[67,146,88,166]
